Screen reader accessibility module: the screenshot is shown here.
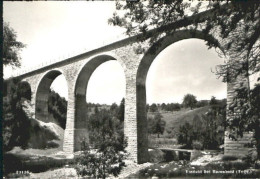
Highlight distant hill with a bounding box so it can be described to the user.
[148,106,210,135]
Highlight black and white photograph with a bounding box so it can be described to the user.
[2,0,260,178]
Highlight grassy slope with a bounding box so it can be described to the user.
[148,106,210,135]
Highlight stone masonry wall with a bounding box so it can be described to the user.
[225,71,254,158]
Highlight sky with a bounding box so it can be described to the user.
[4,1,229,104]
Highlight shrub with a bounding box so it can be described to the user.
[75,109,127,179]
[75,142,126,179]
[192,140,203,150]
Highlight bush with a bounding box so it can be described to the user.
[192,140,203,150]
[75,108,127,178]
[75,142,126,179]
[177,104,225,150]
[242,149,258,166]
[148,149,165,163]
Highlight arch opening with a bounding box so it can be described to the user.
[136,30,226,163]
[74,55,126,151]
[35,70,68,127]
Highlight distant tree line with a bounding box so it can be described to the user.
[48,90,67,129]
[147,94,226,113]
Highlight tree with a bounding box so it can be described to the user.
[48,90,67,129]
[89,109,125,152]
[149,103,158,112]
[161,103,166,111]
[146,104,150,112]
[3,22,26,67]
[177,121,193,148]
[182,94,197,110]
[227,84,260,159]
[148,113,166,138]
[209,96,218,106]
[110,102,118,116]
[3,80,31,151]
[196,100,209,108]
[117,98,125,122]
[77,109,127,178]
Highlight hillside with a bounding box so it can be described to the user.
[148,106,210,135]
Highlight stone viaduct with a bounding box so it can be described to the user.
[6,7,252,163]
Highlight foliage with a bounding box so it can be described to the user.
[146,104,150,112]
[148,137,177,149]
[177,103,225,149]
[89,108,126,151]
[227,83,260,159]
[148,113,166,138]
[108,0,190,38]
[117,98,125,122]
[192,140,203,150]
[76,108,127,178]
[76,142,126,179]
[129,158,260,179]
[177,121,193,148]
[209,96,218,106]
[109,98,125,122]
[109,1,259,78]
[48,90,67,129]
[196,100,209,108]
[149,103,158,112]
[110,103,118,115]
[161,103,181,111]
[182,94,197,110]
[3,22,26,67]
[3,80,31,152]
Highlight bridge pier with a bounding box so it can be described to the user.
[63,85,75,155]
[225,70,255,158]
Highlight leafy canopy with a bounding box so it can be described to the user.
[109,1,259,80]
[3,22,26,67]
[182,94,197,110]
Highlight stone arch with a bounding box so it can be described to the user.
[35,69,68,123]
[73,54,125,151]
[136,30,224,162]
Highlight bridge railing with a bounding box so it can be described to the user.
[9,33,126,78]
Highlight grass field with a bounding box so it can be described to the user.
[148,106,210,135]
[148,106,210,148]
